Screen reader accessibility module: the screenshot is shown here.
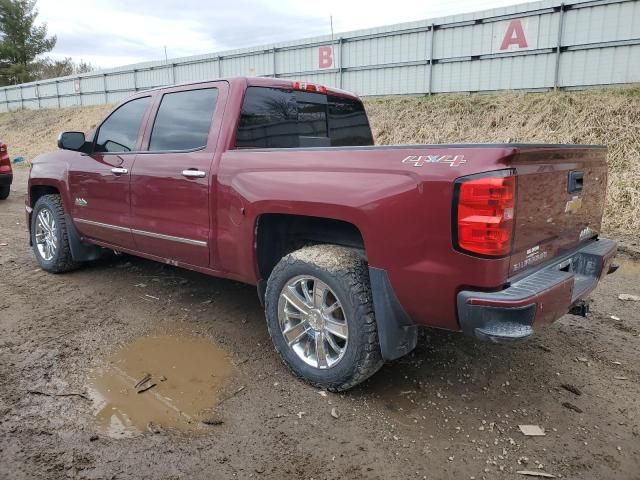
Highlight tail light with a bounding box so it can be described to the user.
[0,143,9,168]
[454,171,516,257]
[292,81,328,94]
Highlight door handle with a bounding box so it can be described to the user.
[182,169,206,178]
[111,167,128,175]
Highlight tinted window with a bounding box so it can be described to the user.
[327,96,373,146]
[236,87,298,148]
[298,101,327,138]
[95,96,151,153]
[236,87,373,149]
[149,88,218,151]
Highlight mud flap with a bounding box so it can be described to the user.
[65,214,104,262]
[368,267,418,361]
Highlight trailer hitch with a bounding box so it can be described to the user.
[569,301,590,317]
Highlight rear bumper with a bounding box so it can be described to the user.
[457,238,617,343]
[0,173,12,186]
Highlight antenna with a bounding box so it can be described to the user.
[164,46,168,63]
[330,15,334,40]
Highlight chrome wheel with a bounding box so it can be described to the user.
[277,275,349,369]
[35,208,58,261]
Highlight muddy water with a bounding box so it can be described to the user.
[87,335,234,437]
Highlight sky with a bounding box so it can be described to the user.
[36,0,524,69]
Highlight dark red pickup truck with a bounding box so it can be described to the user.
[27,77,617,390]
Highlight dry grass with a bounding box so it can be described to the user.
[0,104,112,164]
[0,88,638,235]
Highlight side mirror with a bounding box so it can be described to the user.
[57,131,87,151]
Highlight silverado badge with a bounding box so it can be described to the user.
[402,155,466,167]
[564,196,582,214]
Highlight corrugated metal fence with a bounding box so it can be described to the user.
[0,0,638,112]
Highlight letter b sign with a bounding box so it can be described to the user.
[318,46,333,69]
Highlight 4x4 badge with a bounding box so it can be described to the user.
[402,155,466,167]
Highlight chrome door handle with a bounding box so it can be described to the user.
[182,169,206,178]
[111,167,128,175]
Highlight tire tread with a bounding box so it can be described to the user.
[266,245,383,391]
[32,194,78,273]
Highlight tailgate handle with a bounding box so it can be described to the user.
[568,171,583,193]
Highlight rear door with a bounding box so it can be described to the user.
[129,82,225,267]
[69,96,152,249]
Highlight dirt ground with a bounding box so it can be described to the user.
[1,166,639,480]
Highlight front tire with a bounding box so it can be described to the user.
[31,194,78,273]
[0,185,9,200]
[265,245,383,391]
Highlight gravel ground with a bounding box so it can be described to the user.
[1,166,639,480]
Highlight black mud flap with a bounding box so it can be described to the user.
[369,267,418,361]
[257,279,267,308]
[65,214,104,262]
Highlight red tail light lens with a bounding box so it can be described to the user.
[0,143,9,168]
[455,173,516,257]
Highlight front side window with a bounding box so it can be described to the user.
[149,88,219,152]
[95,96,151,153]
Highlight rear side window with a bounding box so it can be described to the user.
[236,87,373,149]
[95,96,151,153]
[149,88,218,152]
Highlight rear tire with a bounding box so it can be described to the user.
[0,185,9,200]
[31,194,78,273]
[265,245,384,391]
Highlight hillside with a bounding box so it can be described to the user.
[1,88,638,235]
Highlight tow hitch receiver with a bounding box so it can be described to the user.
[569,301,590,317]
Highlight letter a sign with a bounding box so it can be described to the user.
[501,20,528,49]
[494,17,539,52]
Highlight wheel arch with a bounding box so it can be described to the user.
[254,213,366,303]
[27,184,63,242]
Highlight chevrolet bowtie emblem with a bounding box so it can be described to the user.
[565,195,582,214]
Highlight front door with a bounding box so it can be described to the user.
[129,84,223,267]
[69,96,152,249]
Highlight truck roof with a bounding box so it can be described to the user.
[143,76,360,100]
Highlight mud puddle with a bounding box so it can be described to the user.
[87,335,234,437]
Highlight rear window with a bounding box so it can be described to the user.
[235,87,373,149]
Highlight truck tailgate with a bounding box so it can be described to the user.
[508,146,608,276]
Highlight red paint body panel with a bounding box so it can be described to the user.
[68,152,137,248]
[26,77,612,334]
